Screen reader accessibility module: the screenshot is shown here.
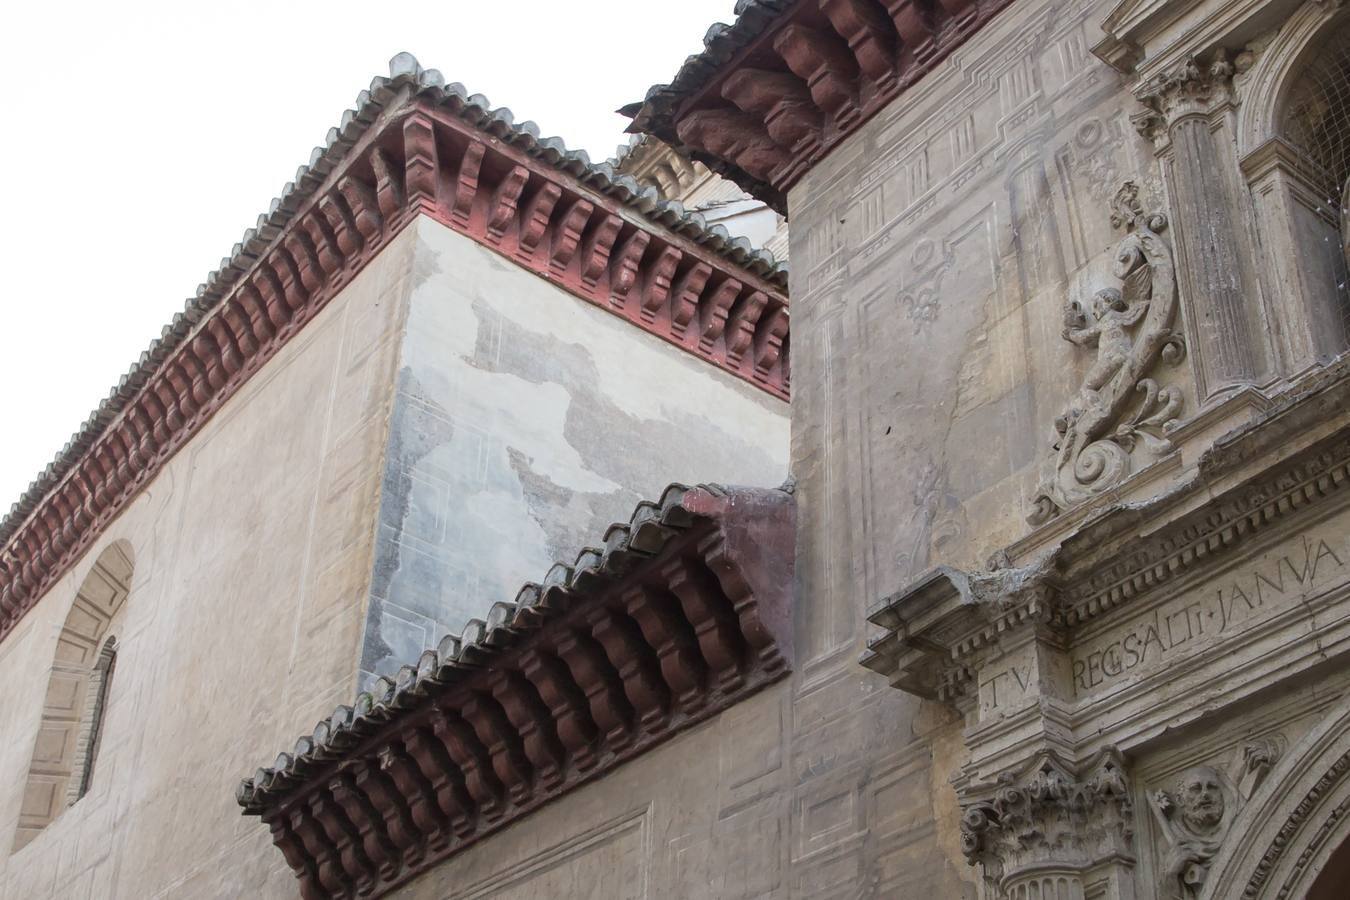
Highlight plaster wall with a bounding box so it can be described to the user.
[359,218,789,683]
[0,224,414,899]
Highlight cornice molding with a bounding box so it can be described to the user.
[861,357,1350,705]
[625,0,1017,212]
[236,484,795,900]
[0,55,792,646]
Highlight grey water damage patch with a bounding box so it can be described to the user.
[482,290,783,486]
[361,366,459,681]
[357,222,788,682]
[506,447,640,564]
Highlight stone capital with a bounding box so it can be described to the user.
[1132,51,1235,142]
[959,748,1136,896]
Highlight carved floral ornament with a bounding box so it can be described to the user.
[959,749,1135,894]
[956,740,1286,898]
[1028,181,1186,526]
[1131,50,1237,140]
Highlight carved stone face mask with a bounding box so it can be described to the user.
[1179,768,1225,832]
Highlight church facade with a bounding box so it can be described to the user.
[4,0,1350,898]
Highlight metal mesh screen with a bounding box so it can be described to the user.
[1282,20,1350,337]
[1283,21,1350,202]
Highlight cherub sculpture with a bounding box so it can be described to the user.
[1028,182,1185,525]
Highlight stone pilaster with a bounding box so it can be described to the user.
[1134,52,1268,399]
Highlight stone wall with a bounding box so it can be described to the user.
[0,210,790,897]
[358,218,789,684]
[0,223,415,898]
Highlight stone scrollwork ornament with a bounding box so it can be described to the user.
[1028,182,1185,525]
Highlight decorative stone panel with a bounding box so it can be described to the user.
[862,357,1350,895]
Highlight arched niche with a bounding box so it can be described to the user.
[1237,1,1350,373]
[11,541,133,853]
[1202,699,1350,898]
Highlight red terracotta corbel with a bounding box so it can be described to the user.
[486,165,529,240]
[549,199,594,274]
[402,114,439,213]
[579,215,623,289]
[608,230,651,307]
[516,182,562,261]
[725,291,769,366]
[773,23,862,127]
[700,278,742,353]
[451,141,486,228]
[337,175,383,242]
[639,247,683,323]
[753,305,790,382]
[669,261,713,339]
[368,148,405,220]
[821,0,899,89]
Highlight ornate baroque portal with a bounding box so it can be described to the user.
[862,3,1350,897]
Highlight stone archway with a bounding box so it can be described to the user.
[1202,699,1350,898]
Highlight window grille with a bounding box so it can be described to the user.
[1283,21,1350,205]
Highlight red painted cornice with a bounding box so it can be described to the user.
[0,56,790,645]
[625,0,1017,212]
[238,484,795,899]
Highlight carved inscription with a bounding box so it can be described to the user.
[1072,529,1348,696]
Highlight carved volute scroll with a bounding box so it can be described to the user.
[1028,182,1186,525]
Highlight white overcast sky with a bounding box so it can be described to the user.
[0,0,733,510]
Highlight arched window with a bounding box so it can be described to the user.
[1281,20,1350,206]
[12,542,132,853]
[1239,8,1350,371]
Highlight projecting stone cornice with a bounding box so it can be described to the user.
[623,0,1016,212]
[861,354,1350,709]
[236,483,794,900]
[0,53,791,646]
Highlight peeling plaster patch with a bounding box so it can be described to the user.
[506,447,619,564]
[359,219,788,679]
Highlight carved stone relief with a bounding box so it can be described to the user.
[1147,739,1283,899]
[1028,182,1186,525]
[1132,52,1236,144]
[960,749,1135,897]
